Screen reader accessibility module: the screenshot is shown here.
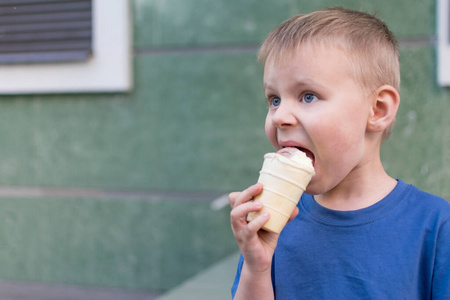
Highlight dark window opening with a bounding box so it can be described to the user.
[0,0,92,64]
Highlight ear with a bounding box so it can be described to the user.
[367,85,400,133]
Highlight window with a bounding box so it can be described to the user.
[0,0,132,94]
[0,0,92,64]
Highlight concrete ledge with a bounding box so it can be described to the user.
[0,280,161,300]
[156,251,240,300]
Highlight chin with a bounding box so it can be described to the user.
[304,184,320,196]
[304,178,329,196]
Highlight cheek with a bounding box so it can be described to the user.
[321,107,367,142]
[312,117,365,161]
[265,115,278,148]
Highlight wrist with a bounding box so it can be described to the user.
[234,262,273,300]
[242,260,272,277]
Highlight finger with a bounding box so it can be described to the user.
[233,183,263,208]
[230,201,263,230]
[246,211,270,233]
[228,192,240,207]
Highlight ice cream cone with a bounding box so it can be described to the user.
[247,148,315,234]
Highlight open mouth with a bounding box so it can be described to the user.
[287,146,315,166]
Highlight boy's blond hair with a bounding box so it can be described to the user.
[258,7,400,139]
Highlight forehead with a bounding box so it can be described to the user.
[263,44,353,84]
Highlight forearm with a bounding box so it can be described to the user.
[234,263,274,300]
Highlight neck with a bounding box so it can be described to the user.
[314,146,397,211]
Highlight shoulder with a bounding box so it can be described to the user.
[399,180,450,221]
[404,181,450,209]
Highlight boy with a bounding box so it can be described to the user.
[229,7,450,299]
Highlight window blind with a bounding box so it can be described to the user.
[0,0,92,64]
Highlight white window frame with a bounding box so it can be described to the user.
[0,0,132,94]
[438,0,450,86]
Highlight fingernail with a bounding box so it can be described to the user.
[262,212,270,218]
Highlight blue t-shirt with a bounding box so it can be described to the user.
[231,180,450,299]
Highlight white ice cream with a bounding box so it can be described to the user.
[276,147,314,170]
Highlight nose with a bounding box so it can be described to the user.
[271,100,298,128]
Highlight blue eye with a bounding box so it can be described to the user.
[302,93,317,104]
[271,97,281,107]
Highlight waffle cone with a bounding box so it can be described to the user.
[247,152,315,234]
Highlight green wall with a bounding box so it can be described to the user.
[0,0,447,294]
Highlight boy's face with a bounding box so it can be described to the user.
[263,45,374,195]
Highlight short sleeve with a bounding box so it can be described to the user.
[432,218,450,299]
[231,254,244,299]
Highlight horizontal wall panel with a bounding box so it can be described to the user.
[132,0,433,48]
[0,52,268,192]
[0,196,237,290]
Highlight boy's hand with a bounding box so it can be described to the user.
[229,183,298,273]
